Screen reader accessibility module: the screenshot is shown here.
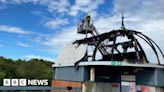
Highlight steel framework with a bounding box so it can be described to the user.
[74,14,164,65]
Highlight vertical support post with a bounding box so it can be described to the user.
[90,66,95,81]
[134,39,140,63]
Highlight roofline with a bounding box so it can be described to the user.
[52,61,164,68]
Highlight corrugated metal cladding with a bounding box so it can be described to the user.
[54,66,89,82]
[136,68,164,87]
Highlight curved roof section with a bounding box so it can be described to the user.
[54,43,87,66]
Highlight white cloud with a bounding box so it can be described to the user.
[31,10,43,16]
[111,0,164,64]
[17,42,30,48]
[44,18,68,29]
[0,25,33,34]
[113,0,164,19]
[43,26,84,52]
[26,54,55,61]
[47,0,70,13]
[0,0,70,13]
[69,0,104,16]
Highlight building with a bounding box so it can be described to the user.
[51,15,164,92]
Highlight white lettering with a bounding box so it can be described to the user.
[44,79,48,85]
[19,79,26,86]
[3,79,10,86]
[28,80,33,85]
[11,79,18,86]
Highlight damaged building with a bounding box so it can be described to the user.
[51,14,164,92]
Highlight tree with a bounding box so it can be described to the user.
[0,56,54,86]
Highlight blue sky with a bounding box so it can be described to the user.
[0,0,164,63]
[0,0,111,61]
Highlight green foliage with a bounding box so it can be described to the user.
[0,56,54,86]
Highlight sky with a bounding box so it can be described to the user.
[0,0,163,64]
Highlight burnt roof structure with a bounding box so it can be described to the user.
[52,14,164,91]
[54,14,164,67]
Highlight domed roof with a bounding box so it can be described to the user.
[54,43,87,67]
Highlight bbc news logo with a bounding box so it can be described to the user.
[3,79,48,86]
